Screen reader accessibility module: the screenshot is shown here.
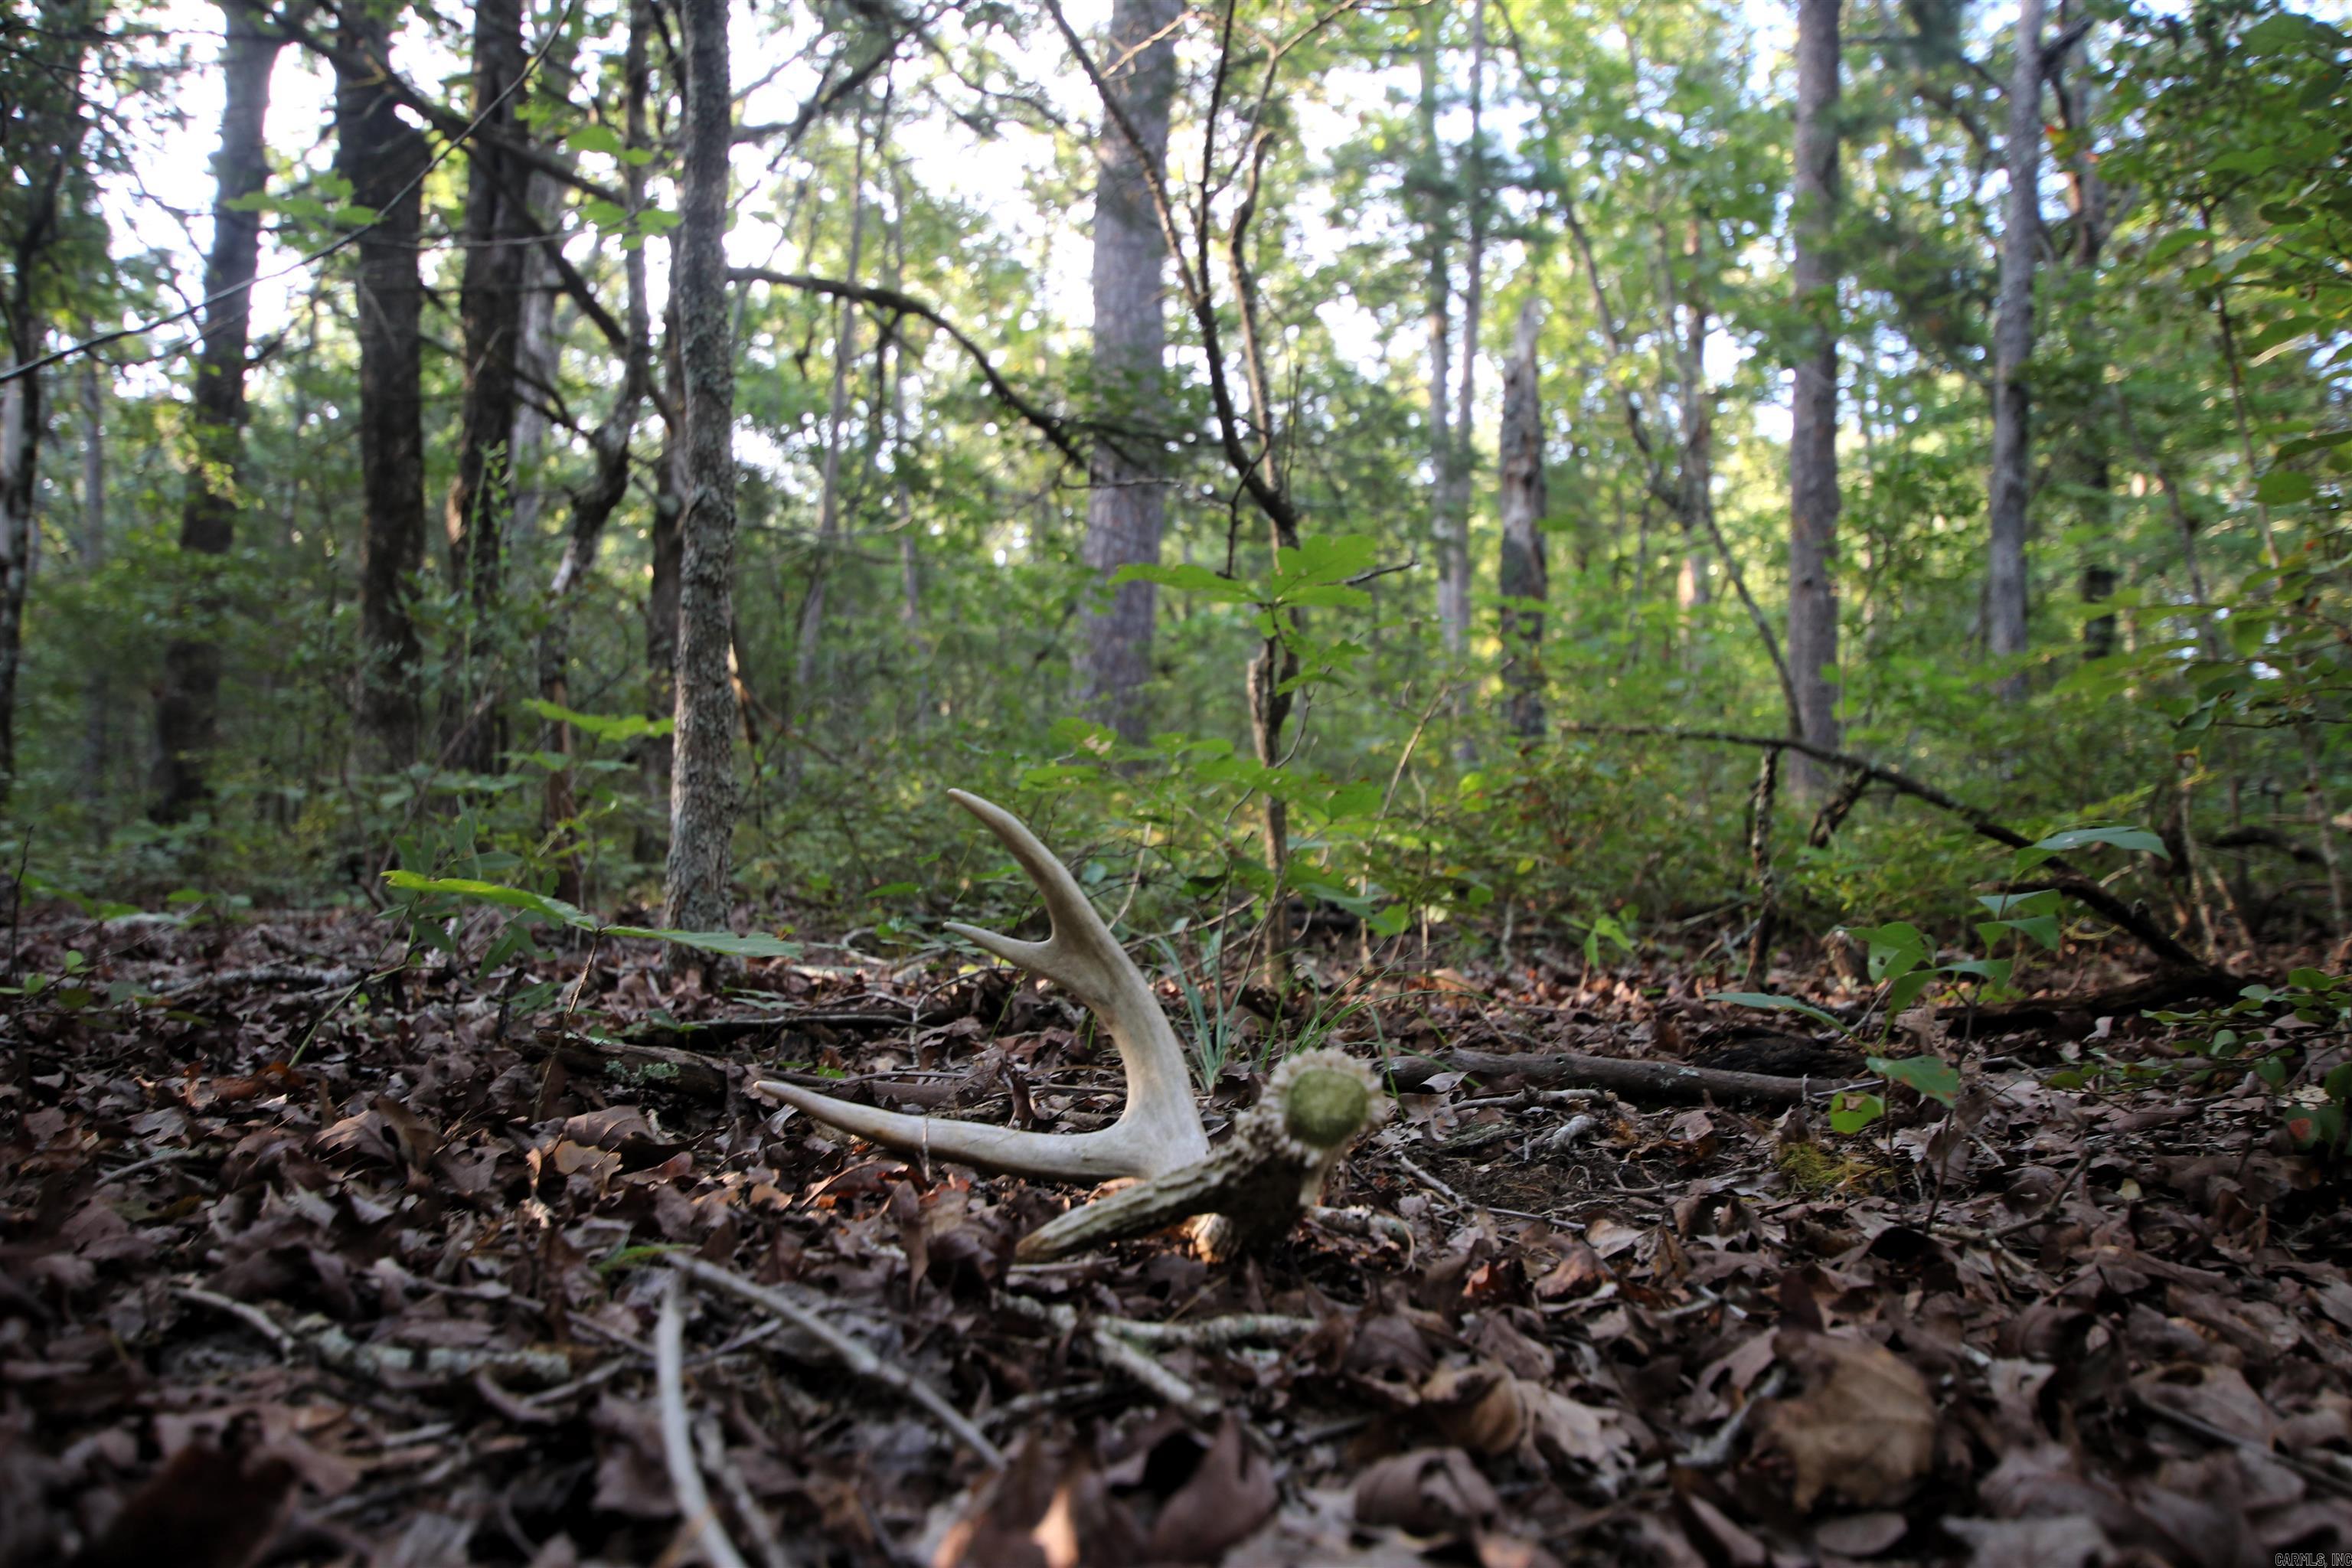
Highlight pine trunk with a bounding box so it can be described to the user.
[153,0,283,821]
[1076,0,1179,744]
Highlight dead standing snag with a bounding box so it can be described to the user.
[754,791,1385,1257]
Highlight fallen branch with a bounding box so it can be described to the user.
[666,1254,1004,1470]
[1558,722,2226,976]
[1403,1050,1864,1106]
[656,1278,752,1568]
[524,1031,733,1100]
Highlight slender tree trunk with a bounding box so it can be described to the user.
[542,0,652,904]
[1438,0,1487,655]
[1671,236,1716,613]
[1418,9,1460,656]
[639,414,683,864]
[442,0,531,772]
[1787,0,1844,782]
[338,13,430,776]
[663,0,739,938]
[2053,15,2116,662]
[78,351,106,787]
[153,0,284,821]
[0,368,37,805]
[790,111,872,757]
[1076,0,1179,744]
[506,172,566,554]
[1987,0,2046,697]
[1497,298,1547,739]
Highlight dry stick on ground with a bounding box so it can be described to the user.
[1743,745,1781,991]
[666,1254,1005,1469]
[1406,1049,1866,1106]
[1558,722,2230,979]
[656,1278,752,1568]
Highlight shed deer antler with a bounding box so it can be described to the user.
[755,790,1213,1182]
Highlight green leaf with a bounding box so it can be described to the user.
[601,926,799,958]
[521,697,673,743]
[1867,1054,1960,1106]
[1109,562,1253,601]
[1829,1091,1885,1135]
[1711,991,1847,1033]
[383,871,590,928]
[2031,825,2169,858]
[2256,469,2316,505]
[566,123,625,155]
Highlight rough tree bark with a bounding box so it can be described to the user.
[1786,0,1844,784]
[663,0,740,937]
[338,11,430,776]
[1075,0,1179,744]
[442,0,531,771]
[153,0,284,822]
[1987,0,2046,698]
[1497,299,1547,738]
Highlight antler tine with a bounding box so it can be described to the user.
[753,791,1209,1183]
[939,789,1133,1011]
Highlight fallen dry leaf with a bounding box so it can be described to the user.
[1755,1329,1937,1511]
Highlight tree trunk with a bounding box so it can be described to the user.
[1671,240,1716,614]
[442,0,531,772]
[1438,0,1487,657]
[153,0,284,822]
[78,350,107,788]
[1987,0,2046,698]
[663,0,740,939]
[0,368,37,805]
[1497,298,1547,739]
[338,12,430,777]
[639,416,683,864]
[2053,11,2116,663]
[1076,0,1179,745]
[541,0,652,905]
[1786,0,1844,784]
[1418,8,1459,657]
[790,111,873,759]
[506,171,566,554]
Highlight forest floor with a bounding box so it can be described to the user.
[4,903,2350,1567]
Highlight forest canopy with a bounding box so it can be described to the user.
[0,0,2345,975]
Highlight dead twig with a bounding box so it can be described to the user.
[665,1254,1005,1469]
[656,1277,752,1568]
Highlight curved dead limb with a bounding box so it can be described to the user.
[756,790,1211,1183]
[1017,1049,1389,1263]
[1558,721,2226,976]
